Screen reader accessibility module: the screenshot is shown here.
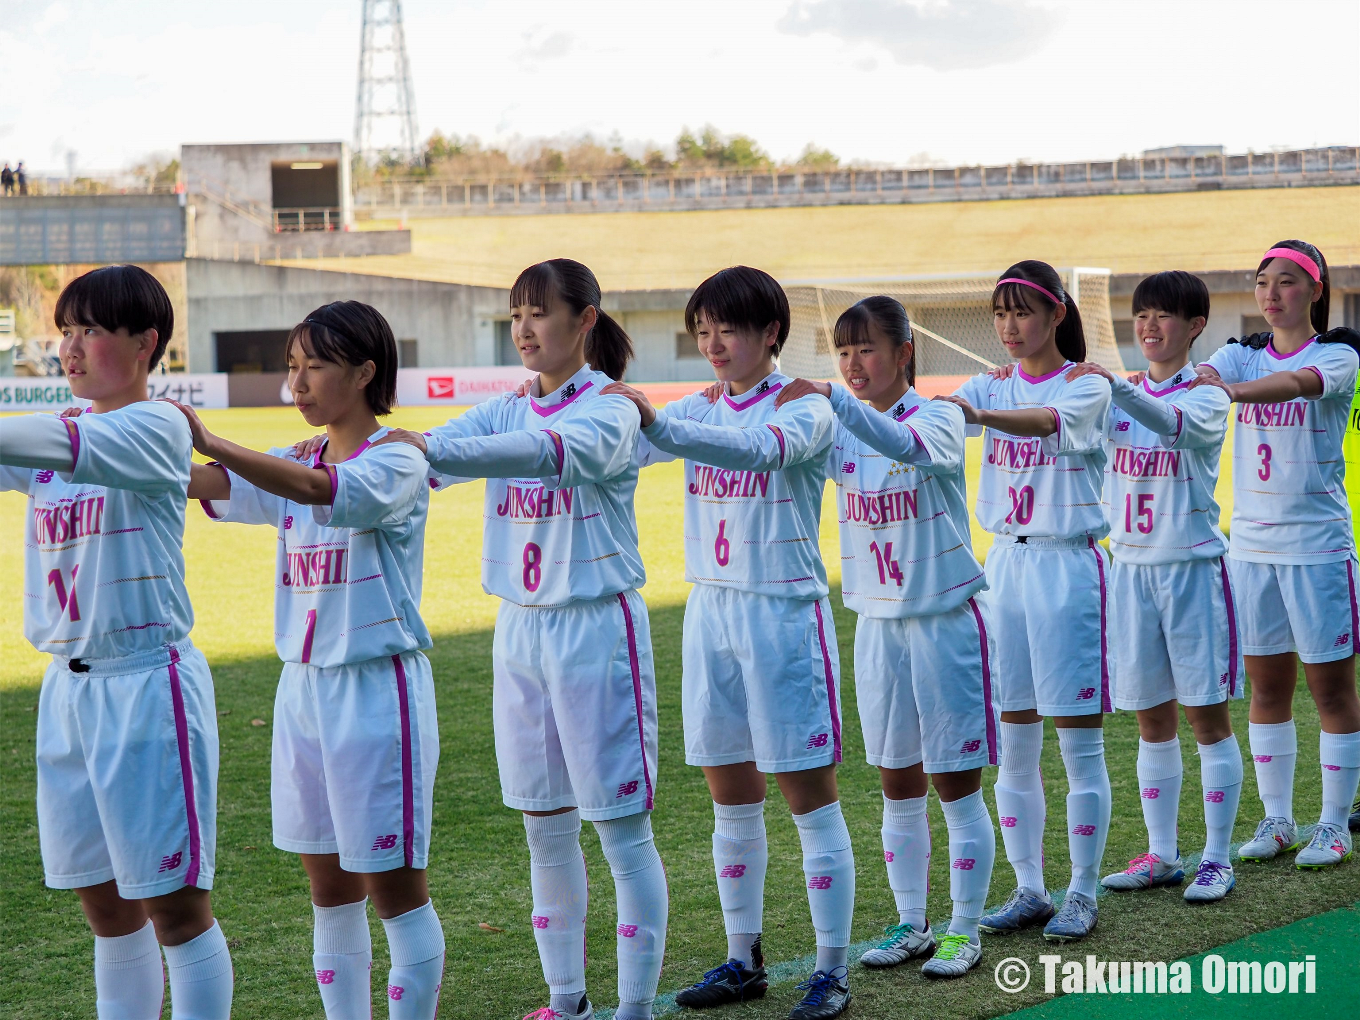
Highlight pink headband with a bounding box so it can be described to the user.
[997,277,1063,306]
[1262,247,1321,283]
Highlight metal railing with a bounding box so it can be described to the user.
[272,207,343,232]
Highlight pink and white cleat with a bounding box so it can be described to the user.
[1101,852,1185,891]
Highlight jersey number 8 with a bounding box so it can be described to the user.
[523,543,542,592]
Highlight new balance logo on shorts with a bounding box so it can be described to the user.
[807,876,833,890]
[1076,687,1096,700]
[720,865,747,878]
[1219,673,1230,686]
[960,739,982,754]
[316,970,335,985]
[617,924,638,937]
[1335,633,1351,648]
[1205,790,1225,803]
[952,858,976,870]
[1071,824,1097,836]
[36,470,55,484]
[806,733,829,749]
[372,834,398,851]
[158,852,182,873]
[388,986,405,1000]
[617,780,639,798]
[1141,787,1160,799]
[1000,816,1017,827]
[531,916,549,929]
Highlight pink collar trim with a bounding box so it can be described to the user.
[1266,335,1319,361]
[531,379,594,416]
[723,379,783,411]
[1142,371,1193,397]
[310,435,375,468]
[1017,362,1072,384]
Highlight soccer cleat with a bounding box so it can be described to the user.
[522,1001,593,1020]
[1183,860,1236,902]
[1295,823,1353,870]
[858,922,935,968]
[1043,893,1097,942]
[787,967,850,1020]
[1237,817,1300,861]
[920,934,982,979]
[1101,851,1185,891]
[674,956,768,1009]
[1348,798,1360,834]
[979,888,1054,935]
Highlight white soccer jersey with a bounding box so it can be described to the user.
[0,402,194,660]
[201,429,432,667]
[1102,366,1230,565]
[642,371,834,601]
[955,365,1111,539]
[1206,336,1359,564]
[423,364,645,608]
[827,385,985,617]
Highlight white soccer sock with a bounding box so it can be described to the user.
[1058,727,1112,903]
[939,790,995,942]
[162,920,233,1020]
[1136,736,1183,861]
[1248,720,1297,821]
[313,899,372,1020]
[995,721,1047,895]
[1197,736,1243,865]
[881,794,929,930]
[1319,730,1360,828]
[792,801,856,968]
[94,919,164,1020]
[524,811,588,1006]
[381,900,445,1019]
[712,801,767,966]
[594,813,669,1017]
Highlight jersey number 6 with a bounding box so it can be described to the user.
[714,519,731,567]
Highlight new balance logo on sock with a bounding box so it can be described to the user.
[953,858,976,870]
[372,834,398,850]
[1142,788,1160,798]
[1323,764,1341,771]
[1205,790,1225,802]
[1000,816,1017,827]
[617,780,639,797]
[1254,755,1273,762]
[807,733,829,748]
[1071,824,1097,836]
[807,876,834,889]
[617,924,638,937]
[158,852,182,873]
[883,851,895,862]
[720,865,747,878]
[388,986,404,1000]
[316,970,335,985]
[531,916,549,929]
[960,739,982,753]
[1076,687,1096,700]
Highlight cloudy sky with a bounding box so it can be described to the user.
[3,0,1357,174]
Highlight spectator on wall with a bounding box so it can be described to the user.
[15,163,26,195]
[1,163,13,195]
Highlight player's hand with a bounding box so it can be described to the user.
[514,376,536,398]
[370,428,428,454]
[775,378,832,407]
[290,435,327,460]
[988,363,1016,380]
[1187,365,1233,398]
[1126,371,1147,386]
[600,382,657,428]
[1065,362,1114,383]
[163,399,218,457]
[59,405,86,418]
[932,393,982,425]
[702,380,724,403]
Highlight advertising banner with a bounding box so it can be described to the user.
[396,366,535,406]
[0,373,230,413]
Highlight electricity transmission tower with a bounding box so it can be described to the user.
[354,0,420,163]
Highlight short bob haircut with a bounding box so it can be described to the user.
[685,266,791,355]
[54,265,175,370]
[285,301,398,416]
[1131,271,1210,343]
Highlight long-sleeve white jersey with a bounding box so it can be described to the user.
[1102,366,1230,565]
[423,364,645,608]
[1205,335,1359,564]
[641,371,834,601]
[201,429,432,666]
[0,401,195,660]
[828,385,986,618]
[955,364,1111,539]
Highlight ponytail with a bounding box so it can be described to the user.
[1258,239,1330,335]
[834,295,915,387]
[993,260,1086,363]
[509,258,635,381]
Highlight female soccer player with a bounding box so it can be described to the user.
[1192,240,1360,869]
[776,297,997,979]
[1064,272,1244,903]
[938,261,1113,943]
[179,301,446,1020]
[373,259,668,1020]
[0,265,233,1019]
[604,266,854,1020]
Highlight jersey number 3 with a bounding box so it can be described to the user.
[47,566,81,622]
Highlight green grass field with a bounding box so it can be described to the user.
[2,406,1356,1020]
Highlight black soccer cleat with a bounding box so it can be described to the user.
[1349,797,1360,834]
[787,967,851,1020]
[674,940,768,1009]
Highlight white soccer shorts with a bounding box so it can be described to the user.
[38,642,219,899]
[272,650,439,872]
[681,584,843,773]
[984,536,1112,717]
[854,597,998,772]
[493,589,658,821]
[1111,557,1244,710]
[1227,557,1359,663]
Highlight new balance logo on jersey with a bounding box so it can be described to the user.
[531,916,549,929]
[952,858,976,870]
[284,515,294,530]
[1141,788,1160,799]
[893,403,905,418]
[720,865,747,878]
[1076,687,1096,700]
[960,739,982,754]
[1335,633,1351,648]
[1205,790,1226,803]
[617,780,639,798]
[841,462,856,474]
[36,470,55,484]
[33,494,104,545]
[1000,816,1017,827]
[316,970,336,985]
[388,986,405,1001]
[1071,824,1097,836]
[562,382,577,399]
[495,483,575,519]
[1114,420,1131,432]
[807,876,833,890]
[158,852,183,873]
[617,924,638,937]
[807,733,829,749]
[371,834,398,851]
[758,381,769,393]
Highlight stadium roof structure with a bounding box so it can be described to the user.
[275,184,1360,292]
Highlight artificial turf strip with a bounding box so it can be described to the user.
[0,406,1352,1020]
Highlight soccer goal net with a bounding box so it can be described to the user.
[779,268,1124,381]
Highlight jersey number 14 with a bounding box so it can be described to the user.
[869,541,903,586]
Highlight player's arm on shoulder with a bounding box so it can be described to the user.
[66,401,193,494]
[1165,384,1230,450]
[1106,373,1180,439]
[553,394,641,487]
[767,389,834,467]
[1042,371,1110,455]
[318,441,427,529]
[421,400,500,463]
